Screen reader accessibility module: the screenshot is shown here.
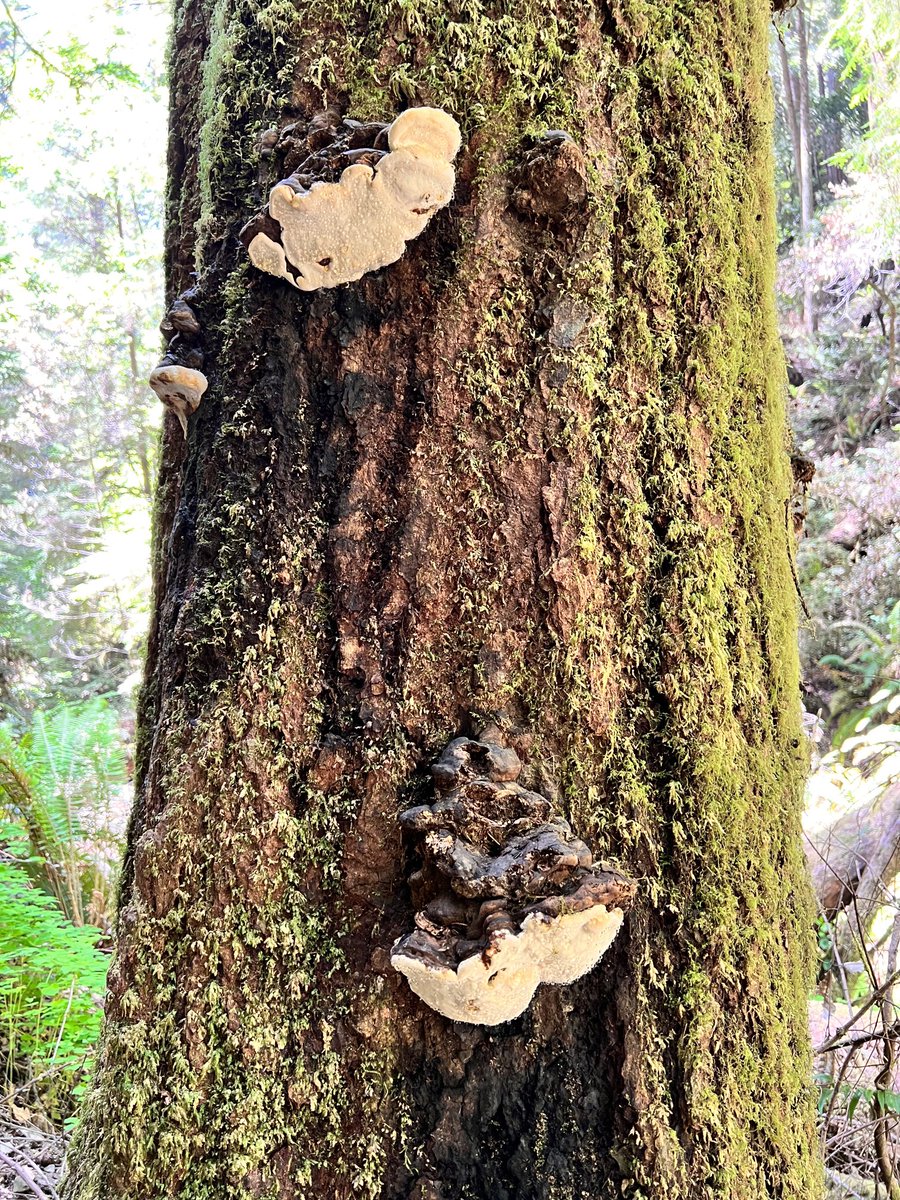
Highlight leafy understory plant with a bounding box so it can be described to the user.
[0,697,128,928]
[0,859,108,1115]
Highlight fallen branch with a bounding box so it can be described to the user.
[0,1149,56,1200]
[817,967,900,1054]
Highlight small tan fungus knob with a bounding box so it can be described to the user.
[149,365,208,438]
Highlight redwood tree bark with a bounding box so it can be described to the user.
[62,2,823,1198]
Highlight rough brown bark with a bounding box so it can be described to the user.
[62,2,823,1198]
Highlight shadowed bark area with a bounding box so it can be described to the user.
[62,2,823,1198]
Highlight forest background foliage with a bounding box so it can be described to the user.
[0,0,164,1126]
[0,0,897,1195]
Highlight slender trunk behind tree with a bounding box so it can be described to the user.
[63,2,822,1198]
[778,36,803,205]
[797,2,814,235]
[796,1,817,333]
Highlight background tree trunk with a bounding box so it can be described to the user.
[796,0,818,334]
[778,35,803,203]
[62,2,822,1198]
[807,782,900,961]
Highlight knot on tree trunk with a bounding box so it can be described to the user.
[391,734,635,1025]
[509,131,589,226]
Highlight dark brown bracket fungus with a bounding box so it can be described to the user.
[391,735,635,1025]
[161,298,202,339]
[241,107,461,291]
[510,131,589,225]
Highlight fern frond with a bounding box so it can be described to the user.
[0,699,127,926]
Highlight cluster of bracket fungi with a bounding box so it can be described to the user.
[150,107,596,435]
[239,108,394,285]
[240,106,461,292]
[148,293,207,438]
[391,735,635,1025]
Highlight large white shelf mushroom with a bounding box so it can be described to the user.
[246,107,462,291]
[392,903,625,1026]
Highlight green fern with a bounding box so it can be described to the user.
[0,699,127,926]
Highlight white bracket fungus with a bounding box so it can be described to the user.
[148,364,208,439]
[391,736,635,1025]
[243,107,462,291]
[393,889,626,1027]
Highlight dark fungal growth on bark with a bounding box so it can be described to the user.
[253,107,391,190]
[790,451,816,537]
[240,107,461,291]
[509,131,589,226]
[391,734,635,1024]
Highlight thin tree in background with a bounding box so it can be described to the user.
[797,0,818,332]
[777,0,819,333]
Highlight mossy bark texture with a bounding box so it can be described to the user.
[62,2,823,1198]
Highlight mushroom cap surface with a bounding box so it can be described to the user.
[392,904,625,1025]
[148,365,208,408]
[245,106,461,291]
[387,107,462,161]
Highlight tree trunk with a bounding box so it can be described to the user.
[807,782,900,961]
[796,1,817,334]
[797,1,814,236]
[778,36,803,207]
[62,2,822,1198]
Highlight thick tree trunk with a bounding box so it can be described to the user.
[62,2,822,1198]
